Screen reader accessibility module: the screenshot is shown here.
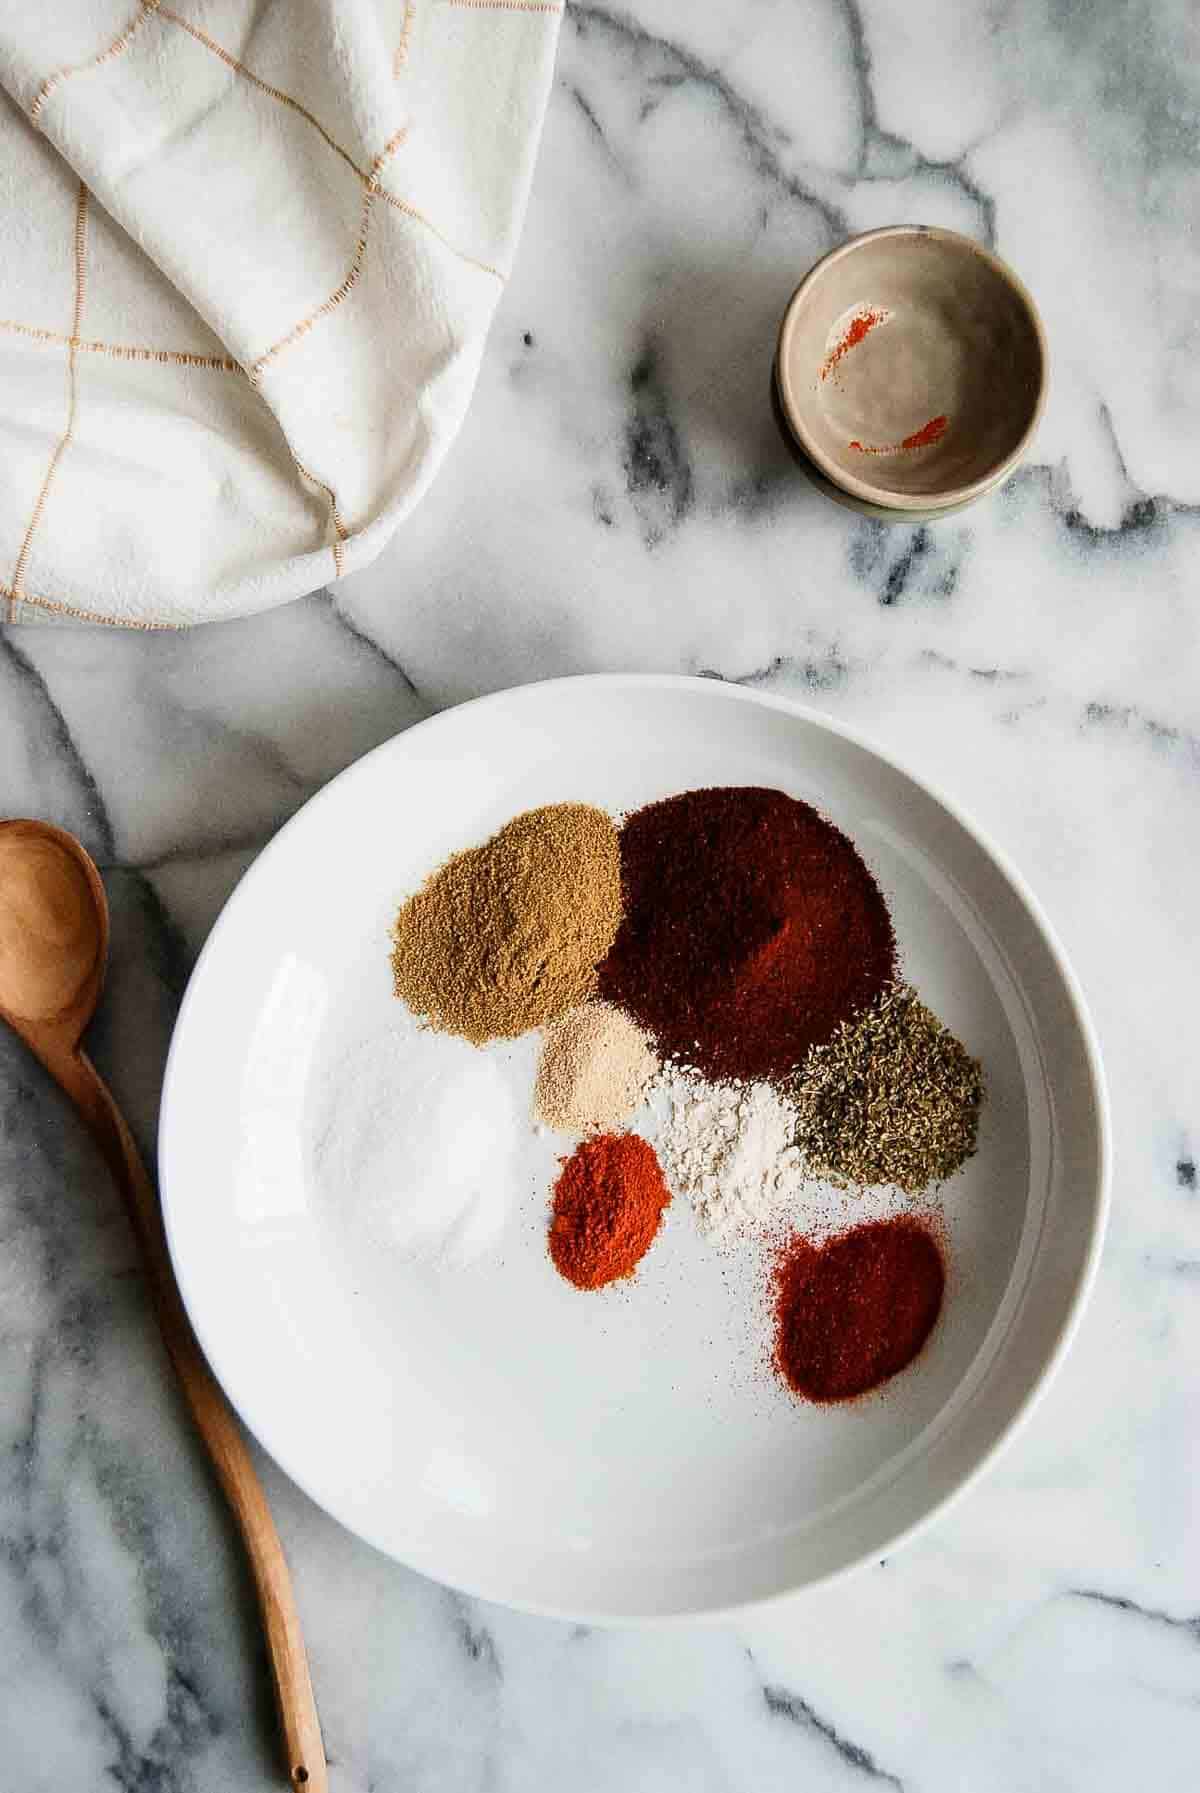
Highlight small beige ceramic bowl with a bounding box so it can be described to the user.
[775,225,1047,516]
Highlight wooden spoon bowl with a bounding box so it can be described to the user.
[0,820,107,1028]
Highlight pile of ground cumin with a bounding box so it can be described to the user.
[390,803,621,1043]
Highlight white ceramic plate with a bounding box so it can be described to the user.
[159,676,1109,1621]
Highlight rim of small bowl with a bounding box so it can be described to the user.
[776,225,1049,513]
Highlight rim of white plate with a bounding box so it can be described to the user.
[158,673,1111,1624]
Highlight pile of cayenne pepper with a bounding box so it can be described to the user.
[544,784,946,1402]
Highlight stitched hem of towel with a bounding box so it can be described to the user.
[444,2,564,12]
[157,7,506,278]
[248,126,408,382]
[2,583,186,628]
[0,318,242,372]
[10,183,89,603]
[394,0,417,73]
[293,459,348,578]
[30,0,162,124]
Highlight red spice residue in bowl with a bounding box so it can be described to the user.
[820,307,887,381]
[848,414,949,455]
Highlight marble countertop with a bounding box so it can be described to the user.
[3,2,1198,1787]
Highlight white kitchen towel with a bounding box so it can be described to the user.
[0,0,561,626]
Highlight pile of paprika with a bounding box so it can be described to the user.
[773,1217,945,1402]
[548,1133,672,1290]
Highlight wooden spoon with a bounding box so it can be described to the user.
[0,820,327,1793]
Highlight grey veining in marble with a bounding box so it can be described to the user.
[2,2,1199,1788]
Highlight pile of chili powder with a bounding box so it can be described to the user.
[597,786,897,1082]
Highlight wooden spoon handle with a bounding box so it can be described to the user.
[67,1049,327,1793]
